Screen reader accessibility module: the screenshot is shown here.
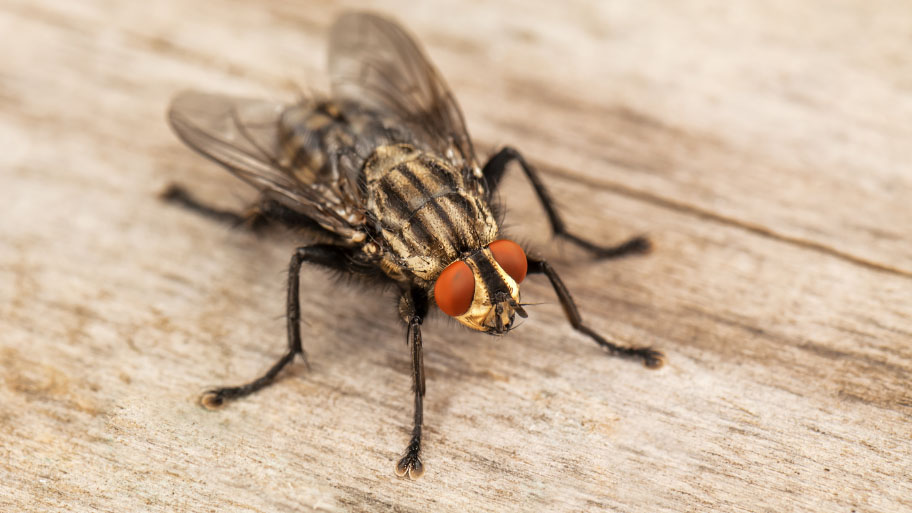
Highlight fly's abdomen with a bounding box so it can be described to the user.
[278,101,354,184]
[365,144,498,281]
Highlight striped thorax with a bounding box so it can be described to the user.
[364,143,498,282]
[364,143,526,333]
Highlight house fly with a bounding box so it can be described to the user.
[164,11,663,480]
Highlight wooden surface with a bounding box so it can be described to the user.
[2,1,910,511]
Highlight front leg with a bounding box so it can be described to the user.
[482,147,651,259]
[395,287,429,479]
[528,257,664,369]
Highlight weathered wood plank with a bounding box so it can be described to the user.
[1,1,910,512]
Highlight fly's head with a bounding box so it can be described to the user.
[434,239,529,335]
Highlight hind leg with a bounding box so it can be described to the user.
[160,184,268,230]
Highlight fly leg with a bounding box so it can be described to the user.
[162,184,336,234]
[482,147,651,259]
[161,184,269,230]
[200,244,358,409]
[527,257,664,369]
[395,288,429,479]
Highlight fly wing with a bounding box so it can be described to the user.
[328,12,479,174]
[168,91,365,241]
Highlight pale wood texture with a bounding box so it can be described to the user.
[2,1,910,512]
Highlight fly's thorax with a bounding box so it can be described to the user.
[364,144,498,281]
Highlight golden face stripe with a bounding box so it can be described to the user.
[467,249,508,304]
[454,247,521,332]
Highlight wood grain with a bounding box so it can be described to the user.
[1,1,910,512]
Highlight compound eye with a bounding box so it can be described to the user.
[489,239,527,283]
[434,260,475,317]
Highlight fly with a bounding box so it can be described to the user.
[164,11,663,480]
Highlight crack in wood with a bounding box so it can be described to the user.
[542,163,912,280]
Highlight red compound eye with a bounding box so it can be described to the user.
[489,239,527,283]
[434,260,475,317]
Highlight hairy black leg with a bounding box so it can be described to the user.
[162,184,340,235]
[482,147,651,259]
[527,257,664,368]
[395,288,429,479]
[161,184,269,230]
[200,244,358,409]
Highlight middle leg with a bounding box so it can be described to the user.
[200,244,359,409]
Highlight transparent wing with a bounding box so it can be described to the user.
[167,91,363,239]
[329,12,479,173]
